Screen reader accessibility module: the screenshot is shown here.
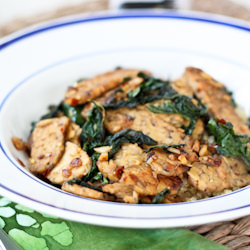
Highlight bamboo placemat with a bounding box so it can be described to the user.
[1,0,250,249]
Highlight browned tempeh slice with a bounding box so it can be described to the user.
[105,106,191,145]
[102,183,138,204]
[65,69,150,106]
[188,156,250,193]
[81,76,144,119]
[146,149,190,177]
[103,165,182,203]
[47,142,91,184]
[29,116,70,174]
[183,67,250,135]
[65,122,82,146]
[97,143,146,182]
[62,183,108,200]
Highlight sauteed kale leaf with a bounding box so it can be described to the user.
[70,104,158,185]
[106,129,157,159]
[147,96,207,121]
[208,118,250,167]
[104,72,177,109]
[80,103,106,153]
[152,189,170,204]
[62,103,85,126]
[147,95,207,135]
[104,72,207,134]
[31,102,86,132]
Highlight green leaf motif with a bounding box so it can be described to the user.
[39,213,58,219]
[0,197,11,207]
[41,221,73,247]
[0,207,15,218]
[15,204,34,213]
[16,214,37,227]
[9,229,48,250]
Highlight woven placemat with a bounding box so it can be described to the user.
[1,0,250,249]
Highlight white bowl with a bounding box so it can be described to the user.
[1,11,250,228]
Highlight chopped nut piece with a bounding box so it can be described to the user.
[94,146,112,154]
[199,145,209,157]
[12,137,27,150]
[178,155,188,165]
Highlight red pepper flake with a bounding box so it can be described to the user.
[38,154,45,160]
[17,159,25,167]
[115,166,124,179]
[129,174,139,182]
[217,119,226,125]
[62,169,72,178]
[208,144,217,154]
[69,98,79,106]
[70,158,82,168]
[60,127,65,133]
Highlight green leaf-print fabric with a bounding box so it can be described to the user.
[0,196,228,250]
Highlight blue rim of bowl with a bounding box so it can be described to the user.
[1,11,250,221]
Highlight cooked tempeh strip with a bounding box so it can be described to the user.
[183,67,250,136]
[62,183,106,200]
[146,149,190,177]
[97,143,146,182]
[65,69,151,106]
[81,76,144,119]
[29,116,70,174]
[188,156,250,193]
[105,106,191,145]
[47,142,91,184]
[103,165,182,203]
[65,122,82,146]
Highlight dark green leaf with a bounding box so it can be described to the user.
[104,72,177,109]
[70,152,109,185]
[207,118,250,167]
[106,129,157,159]
[68,178,103,192]
[120,77,132,85]
[144,144,185,153]
[62,103,85,126]
[181,120,197,135]
[147,96,207,121]
[76,77,87,83]
[225,88,237,108]
[40,103,63,120]
[152,189,170,204]
[80,103,106,153]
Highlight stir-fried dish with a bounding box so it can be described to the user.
[12,67,250,204]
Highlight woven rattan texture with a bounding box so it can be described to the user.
[1,1,250,249]
[189,216,250,249]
